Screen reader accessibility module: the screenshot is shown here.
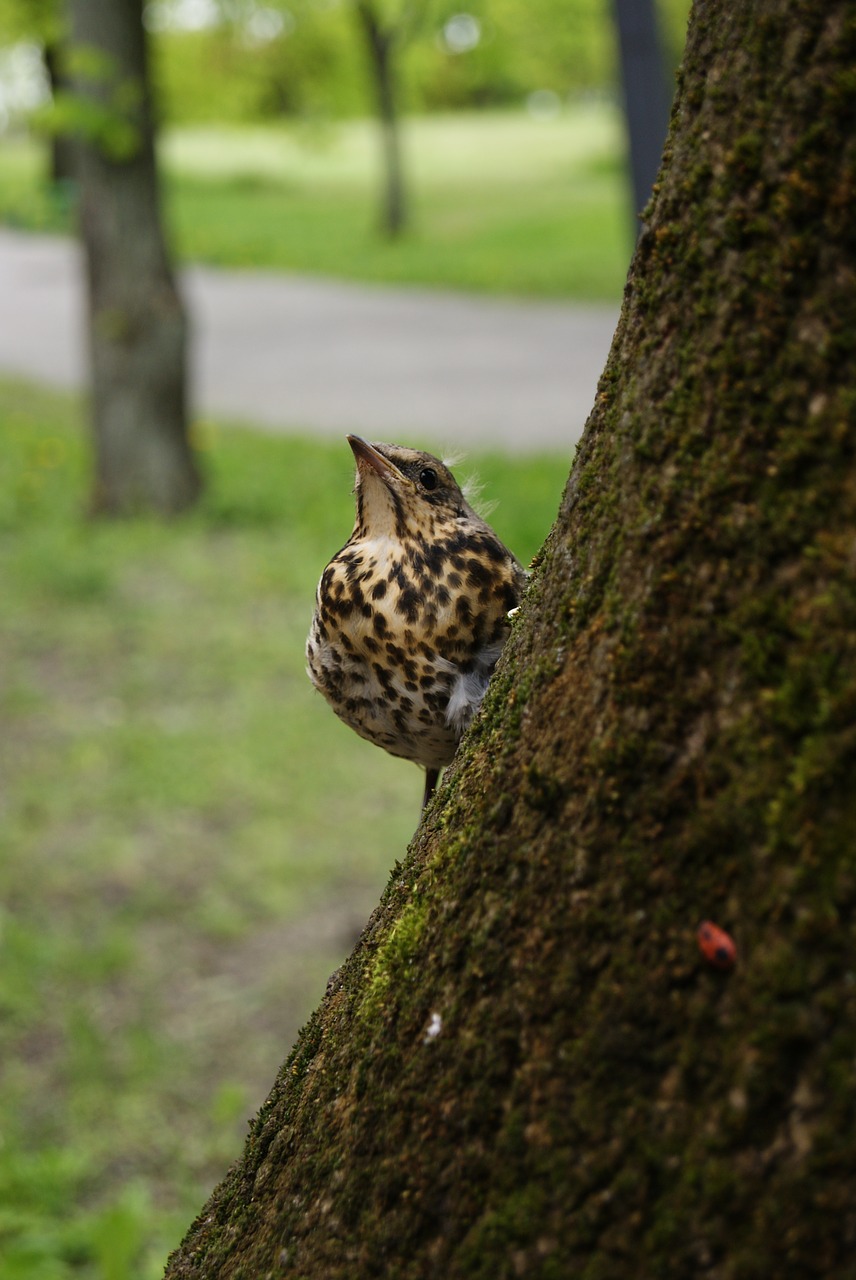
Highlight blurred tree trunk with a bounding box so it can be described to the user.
[165,1,856,1275]
[354,0,408,238]
[613,0,673,233]
[42,40,77,186]
[69,0,200,516]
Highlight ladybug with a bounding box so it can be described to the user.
[697,920,737,970]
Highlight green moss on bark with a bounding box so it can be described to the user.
[165,3,856,1276]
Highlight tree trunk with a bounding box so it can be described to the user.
[69,0,201,516]
[612,0,672,233]
[355,0,407,239]
[42,41,77,187]
[166,1,856,1274]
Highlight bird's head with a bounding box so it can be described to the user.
[348,435,470,539]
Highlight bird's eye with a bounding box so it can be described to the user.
[419,468,439,491]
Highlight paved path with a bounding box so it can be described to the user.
[0,228,620,453]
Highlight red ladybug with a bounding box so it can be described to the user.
[697,920,737,970]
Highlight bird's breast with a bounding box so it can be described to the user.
[306,529,521,769]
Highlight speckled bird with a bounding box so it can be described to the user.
[306,436,527,808]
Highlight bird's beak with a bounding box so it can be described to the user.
[348,435,402,486]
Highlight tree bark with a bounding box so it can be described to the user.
[355,0,407,239]
[166,0,856,1274]
[69,0,200,516]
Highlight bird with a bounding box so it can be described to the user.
[306,436,527,810]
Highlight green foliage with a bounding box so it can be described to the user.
[0,0,61,44]
[63,40,116,83]
[408,0,618,110]
[150,16,366,124]
[146,0,691,125]
[1,0,692,129]
[27,42,146,160]
[0,377,567,1279]
[32,87,142,160]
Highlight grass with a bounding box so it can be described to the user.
[0,377,569,1279]
[0,106,632,299]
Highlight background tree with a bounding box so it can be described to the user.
[613,0,672,231]
[68,0,200,515]
[41,35,76,185]
[350,0,432,238]
[163,0,856,1272]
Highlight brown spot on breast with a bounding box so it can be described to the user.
[372,662,396,693]
[344,695,372,714]
[465,557,493,587]
[395,588,422,622]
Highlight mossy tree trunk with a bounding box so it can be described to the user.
[70,0,200,516]
[166,1,856,1275]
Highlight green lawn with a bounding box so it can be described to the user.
[0,379,569,1279]
[0,106,632,299]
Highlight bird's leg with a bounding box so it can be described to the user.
[422,768,440,812]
